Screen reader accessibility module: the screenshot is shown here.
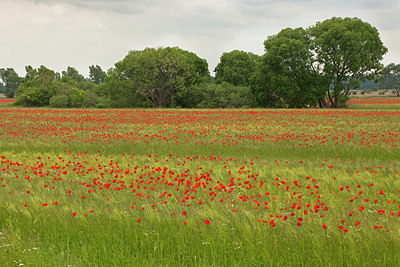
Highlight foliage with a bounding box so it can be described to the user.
[6,17,390,109]
[15,66,103,108]
[103,68,148,108]
[15,66,58,106]
[49,94,70,108]
[309,17,388,107]
[359,78,378,90]
[177,82,256,108]
[251,28,329,108]
[214,50,260,86]
[378,63,400,96]
[251,17,387,108]
[89,65,107,84]
[111,47,210,107]
[179,49,211,84]
[0,67,22,98]
[62,66,86,83]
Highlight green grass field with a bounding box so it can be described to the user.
[0,102,399,265]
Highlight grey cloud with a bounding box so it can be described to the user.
[1,0,400,77]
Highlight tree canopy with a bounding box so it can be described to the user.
[15,65,104,108]
[378,63,400,96]
[15,66,58,106]
[0,67,22,98]
[214,50,260,86]
[111,47,210,107]
[62,66,86,83]
[5,17,391,109]
[251,28,329,108]
[251,17,387,108]
[89,65,107,84]
[309,17,387,107]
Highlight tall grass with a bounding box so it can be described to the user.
[0,106,399,265]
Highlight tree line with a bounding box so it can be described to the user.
[0,17,396,109]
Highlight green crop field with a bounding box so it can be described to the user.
[0,101,399,265]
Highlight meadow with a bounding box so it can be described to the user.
[0,99,400,266]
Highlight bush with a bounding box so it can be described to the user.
[69,87,84,107]
[362,89,374,94]
[49,94,70,108]
[15,85,56,107]
[82,90,99,108]
[177,82,256,108]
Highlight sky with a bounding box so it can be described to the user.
[1,0,400,77]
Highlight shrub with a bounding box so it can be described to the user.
[49,94,70,108]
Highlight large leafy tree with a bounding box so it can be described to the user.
[252,17,387,108]
[309,17,387,107]
[179,50,210,84]
[214,50,260,86]
[112,47,209,107]
[379,63,400,96]
[0,68,22,98]
[251,27,329,108]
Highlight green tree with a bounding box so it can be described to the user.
[112,47,208,107]
[89,65,107,84]
[214,50,260,86]
[62,67,86,83]
[15,65,102,108]
[24,65,34,81]
[104,68,145,108]
[179,50,210,84]
[251,27,329,108]
[379,63,400,96]
[0,68,22,98]
[309,17,387,107]
[15,66,58,106]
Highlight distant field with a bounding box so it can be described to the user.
[350,89,398,98]
[348,97,400,109]
[0,106,399,265]
[0,99,15,105]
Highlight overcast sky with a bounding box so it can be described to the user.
[1,0,400,77]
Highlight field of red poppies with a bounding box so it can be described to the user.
[348,97,400,109]
[0,103,399,265]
